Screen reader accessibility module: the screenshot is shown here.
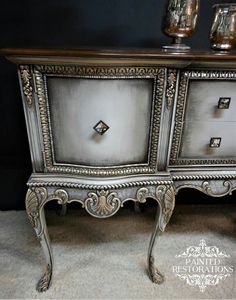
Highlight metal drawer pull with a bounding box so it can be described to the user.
[218,97,231,109]
[93,120,109,135]
[209,137,221,148]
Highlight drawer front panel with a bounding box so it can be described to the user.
[34,65,165,176]
[185,80,236,122]
[170,70,236,166]
[47,77,152,166]
[180,121,236,159]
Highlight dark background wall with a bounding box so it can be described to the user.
[0,0,234,210]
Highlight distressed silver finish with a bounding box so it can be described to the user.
[163,0,200,50]
[11,52,236,292]
[210,3,236,51]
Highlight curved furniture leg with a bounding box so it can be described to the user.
[25,187,53,292]
[59,203,67,216]
[147,184,175,284]
[134,202,142,213]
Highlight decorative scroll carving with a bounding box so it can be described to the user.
[136,187,150,202]
[175,180,236,197]
[170,70,236,165]
[34,66,165,176]
[202,180,234,197]
[156,185,175,231]
[25,182,176,292]
[85,190,120,218]
[20,65,33,107]
[48,189,69,205]
[166,69,177,109]
[25,187,47,236]
[37,264,52,292]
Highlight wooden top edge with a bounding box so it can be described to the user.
[1,47,236,60]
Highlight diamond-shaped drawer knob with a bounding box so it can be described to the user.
[218,97,231,109]
[209,137,221,148]
[93,120,109,135]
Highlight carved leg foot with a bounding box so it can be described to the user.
[147,184,175,284]
[25,188,53,292]
[148,255,164,284]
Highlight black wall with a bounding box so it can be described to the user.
[0,0,233,210]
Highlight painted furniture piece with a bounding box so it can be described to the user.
[2,48,236,292]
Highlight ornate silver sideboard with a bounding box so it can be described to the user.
[2,48,236,292]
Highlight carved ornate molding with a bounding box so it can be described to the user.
[166,69,177,109]
[170,70,236,165]
[26,184,176,220]
[34,66,165,176]
[85,190,121,218]
[35,65,163,77]
[172,174,236,180]
[156,185,175,231]
[27,180,174,190]
[175,180,236,197]
[185,70,236,79]
[19,65,33,107]
[201,180,234,197]
[25,187,47,236]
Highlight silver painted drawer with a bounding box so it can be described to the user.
[180,121,236,159]
[185,80,236,122]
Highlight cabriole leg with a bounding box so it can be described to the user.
[25,187,53,292]
[147,184,175,284]
[59,203,67,216]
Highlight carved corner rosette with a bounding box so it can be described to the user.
[19,65,33,107]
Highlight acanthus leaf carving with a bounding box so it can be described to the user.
[25,187,47,236]
[20,65,33,107]
[156,185,175,231]
[166,69,177,109]
[84,190,121,218]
